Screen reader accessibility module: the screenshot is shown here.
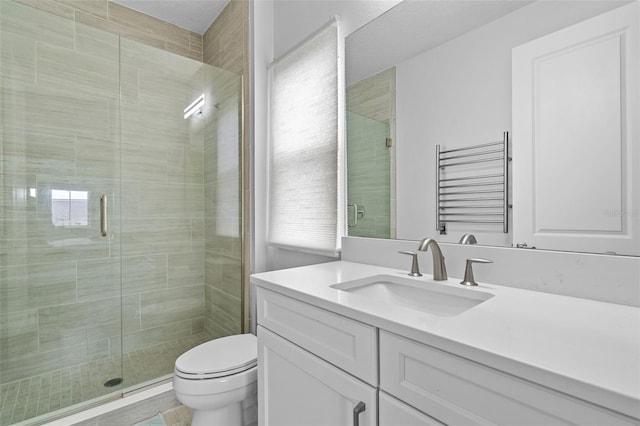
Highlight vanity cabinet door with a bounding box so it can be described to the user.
[380,331,637,425]
[379,391,444,426]
[258,325,377,426]
[257,287,377,385]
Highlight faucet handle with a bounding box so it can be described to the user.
[399,251,422,277]
[460,258,492,287]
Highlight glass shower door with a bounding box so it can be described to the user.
[346,111,392,239]
[0,2,123,423]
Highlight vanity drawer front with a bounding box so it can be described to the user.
[380,331,636,426]
[257,287,377,385]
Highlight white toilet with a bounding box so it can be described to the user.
[173,333,257,426]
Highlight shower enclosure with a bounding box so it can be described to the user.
[0,2,243,424]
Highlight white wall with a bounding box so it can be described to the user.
[252,0,401,272]
[396,1,628,245]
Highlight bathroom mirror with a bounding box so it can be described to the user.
[345,0,640,256]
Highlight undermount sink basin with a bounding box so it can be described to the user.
[331,274,493,317]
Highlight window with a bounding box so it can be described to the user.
[268,20,343,255]
[51,189,88,227]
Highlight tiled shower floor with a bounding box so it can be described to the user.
[0,332,211,425]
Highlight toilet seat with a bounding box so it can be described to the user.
[175,334,257,380]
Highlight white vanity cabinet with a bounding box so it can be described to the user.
[257,288,377,426]
[256,285,639,426]
[379,331,638,426]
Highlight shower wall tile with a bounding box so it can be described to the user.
[0,32,36,84]
[76,9,164,51]
[191,317,205,334]
[1,129,76,176]
[138,69,190,110]
[0,310,39,357]
[347,67,396,124]
[165,41,202,62]
[120,39,168,74]
[191,218,205,251]
[2,1,74,49]
[122,294,141,335]
[1,84,112,140]
[205,219,241,254]
[205,319,232,340]
[108,2,189,50]
[10,0,76,20]
[0,176,37,222]
[140,285,204,329]
[203,0,247,75]
[120,65,139,104]
[120,143,169,183]
[220,255,242,299]
[0,226,110,266]
[120,105,188,147]
[167,146,205,185]
[207,177,240,218]
[0,341,92,383]
[120,218,192,256]
[77,257,119,302]
[190,32,203,54]
[0,262,76,312]
[75,136,120,179]
[75,19,119,62]
[13,0,203,61]
[122,254,168,294]
[209,286,241,334]
[1,0,243,393]
[204,256,222,290]
[58,0,108,20]
[38,297,121,352]
[120,320,192,355]
[168,252,204,288]
[120,181,141,218]
[139,183,204,219]
[36,43,119,99]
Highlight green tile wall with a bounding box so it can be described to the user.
[347,112,391,238]
[0,1,241,395]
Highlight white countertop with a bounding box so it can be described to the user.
[251,260,640,419]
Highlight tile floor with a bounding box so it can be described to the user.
[161,405,192,426]
[0,332,210,425]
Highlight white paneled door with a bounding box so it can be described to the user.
[512,3,639,255]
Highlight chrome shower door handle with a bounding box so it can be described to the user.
[353,401,366,426]
[100,194,108,237]
[348,204,358,227]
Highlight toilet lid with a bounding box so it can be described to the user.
[175,334,257,379]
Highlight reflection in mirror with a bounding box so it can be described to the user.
[346,68,395,238]
[345,0,639,256]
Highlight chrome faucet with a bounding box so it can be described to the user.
[417,238,447,280]
[459,233,477,245]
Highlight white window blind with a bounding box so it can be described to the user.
[268,20,342,255]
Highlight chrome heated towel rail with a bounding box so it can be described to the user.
[436,132,510,234]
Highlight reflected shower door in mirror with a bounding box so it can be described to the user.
[346,67,396,239]
[345,0,639,255]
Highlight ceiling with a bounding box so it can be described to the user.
[111,0,230,34]
[346,0,535,85]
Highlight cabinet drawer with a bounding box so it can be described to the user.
[257,287,377,385]
[380,331,636,426]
